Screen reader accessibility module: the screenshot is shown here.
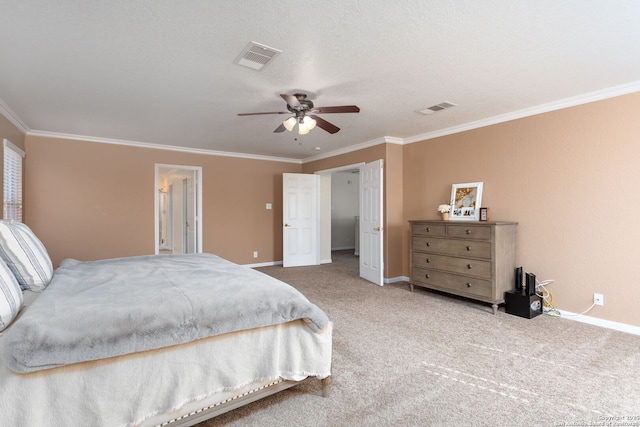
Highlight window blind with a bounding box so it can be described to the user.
[3,139,25,222]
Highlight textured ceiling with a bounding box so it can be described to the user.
[1,1,639,161]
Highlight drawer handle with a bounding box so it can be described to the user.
[426,242,431,247]
[467,264,472,269]
[465,229,471,235]
[425,274,430,279]
[466,246,471,251]
[426,258,431,263]
[426,227,431,232]
[466,282,471,288]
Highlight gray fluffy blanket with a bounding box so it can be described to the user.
[2,253,329,373]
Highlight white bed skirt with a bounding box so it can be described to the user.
[0,319,332,427]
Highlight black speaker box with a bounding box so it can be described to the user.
[505,290,542,319]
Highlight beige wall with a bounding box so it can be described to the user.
[403,92,640,327]
[24,135,301,266]
[384,143,404,278]
[14,91,640,328]
[0,115,25,150]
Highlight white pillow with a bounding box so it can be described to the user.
[0,220,53,292]
[0,258,23,331]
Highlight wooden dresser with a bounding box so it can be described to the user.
[409,220,517,314]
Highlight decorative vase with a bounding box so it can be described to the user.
[441,212,449,221]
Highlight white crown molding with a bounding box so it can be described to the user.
[0,97,30,134]
[26,130,302,164]
[402,80,640,145]
[7,81,639,164]
[301,136,400,163]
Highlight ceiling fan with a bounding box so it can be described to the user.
[237,93,360,135]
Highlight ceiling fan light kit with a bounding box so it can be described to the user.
[283,117,297,131]
[238,93,360,135]
[293,116,317,135]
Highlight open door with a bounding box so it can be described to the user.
[155,164,202,255]
[359,160,383,285]
[283,173,320,267]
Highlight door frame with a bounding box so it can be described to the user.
[154,164,203,254]
[315,162,365,263]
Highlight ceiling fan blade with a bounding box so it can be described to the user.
[309,114,340,134]
[280,94,302,109]
[311,105,360,114]
[273,123,286,133]
[237,111,289,116]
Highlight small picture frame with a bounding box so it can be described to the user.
[450,182,483,221]
[479,207,489,221]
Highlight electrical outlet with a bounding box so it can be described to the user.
[253,251,258,258]
[593,293,604,306]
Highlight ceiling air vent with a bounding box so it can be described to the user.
[234,41,282,71]
[417,101,457,115]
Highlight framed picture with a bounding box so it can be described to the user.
[479,207,489,221]
[450,182,483,221]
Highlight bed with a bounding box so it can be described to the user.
[0,220,332,426]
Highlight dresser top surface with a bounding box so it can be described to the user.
[409,220,518,225]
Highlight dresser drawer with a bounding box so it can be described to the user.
[446,225,492,240]
[412,236,491,259]
[412,252,492,279]
[411,267,493,299]
[411,223,446,237]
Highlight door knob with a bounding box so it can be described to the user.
[283,223,290,227]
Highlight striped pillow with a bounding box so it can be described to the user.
[0,258,23,331]
[0,220,53,292]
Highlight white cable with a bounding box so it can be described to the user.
[530,276,597,317]
[533,278,563,316]
[556,303,597,317]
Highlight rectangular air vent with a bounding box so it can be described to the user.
[417,101,457,115]
[234,41,282,71]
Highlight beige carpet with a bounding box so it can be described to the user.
[199,250,640,427]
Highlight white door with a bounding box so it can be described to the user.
[359,160,383,285]
[283,173,320,267]
[183,175,197,254]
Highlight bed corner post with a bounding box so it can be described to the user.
[321,376,331,398]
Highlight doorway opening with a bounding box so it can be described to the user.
[315,160,383,285]
[316,163,363,267]
[330,169,360,255]
[155,164,202,254]
[329,169,361,279]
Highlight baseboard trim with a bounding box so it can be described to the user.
[244,260,282,268]
[386,275,640,335]
[240,268,640,335]
[551,310,640,336]
[385,275,410,285]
